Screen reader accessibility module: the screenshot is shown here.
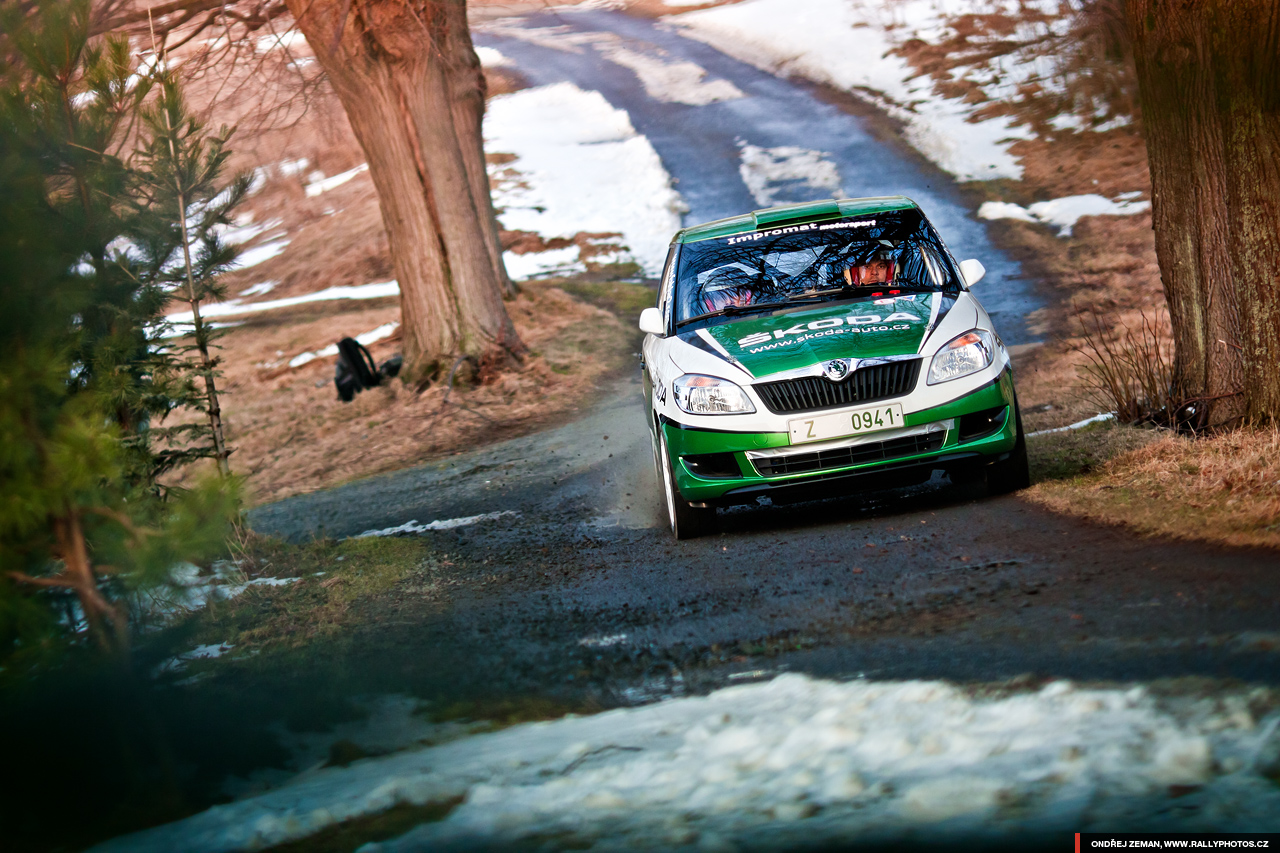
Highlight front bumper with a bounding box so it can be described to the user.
[661,369,1018,506]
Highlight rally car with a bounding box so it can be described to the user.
[639,196,1029,539]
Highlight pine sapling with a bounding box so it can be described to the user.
[130,65,250,480]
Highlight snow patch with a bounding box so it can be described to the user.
[739,144,843,208]
[232,238,291,269]
[278,157,311,177]
[256,28,307,53]
[1028,411,1116,438]
[163,281,400,331]
[597,44,744,106]
[91,674,1280,853]
[153,643,234,676]
[353,511,521,538]
[579,633,629,648]
[484,82,686,277]
[979,194,1151,237]
[136,563,301,619]
[305,163,369,197]
[672,0,1033,181]
[240,280,279,297]
[287,322,400,368]
[502,246,585,280]
[216,216,283,248]
[474,46,511,67]
[477,23,603,54]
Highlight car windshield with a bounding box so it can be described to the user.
[674,208,960,328]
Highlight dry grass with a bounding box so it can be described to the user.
[165,283,638,506]
[1028,427,1280,549]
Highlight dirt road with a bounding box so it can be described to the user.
[248,376,1280,706]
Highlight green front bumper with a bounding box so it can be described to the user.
[663,371,1018,502]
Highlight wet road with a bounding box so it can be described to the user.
[474,8,1039,342]
[249,377,1280,700]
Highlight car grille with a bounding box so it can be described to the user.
[754,360,922,414]
[752,431,944,477]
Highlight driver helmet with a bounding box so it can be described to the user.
[701,267,757,313]
[843,242,897,286]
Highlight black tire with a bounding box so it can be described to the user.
[658,433,717,539]
[987,401,1031,495]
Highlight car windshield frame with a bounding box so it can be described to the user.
[673,209,962,332]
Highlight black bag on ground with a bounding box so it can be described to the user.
[378,354,403,381]
[334,337,380,402]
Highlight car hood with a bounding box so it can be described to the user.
[700,294,935,379]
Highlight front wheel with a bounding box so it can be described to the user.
[987,402,1031,495]
[658,432,717,540]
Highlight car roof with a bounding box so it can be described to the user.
[675,196,919,244]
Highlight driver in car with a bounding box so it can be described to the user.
[700,267,761,313]
[843,245,897,287]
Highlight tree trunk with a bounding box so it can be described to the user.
[284,0,523,384]
[1211,2,1280,421]
[1126,0,1243,427]
[442,5,518,299]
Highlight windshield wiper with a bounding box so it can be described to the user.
[675,301,790,328]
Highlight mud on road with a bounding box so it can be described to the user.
[247,376,1280,713]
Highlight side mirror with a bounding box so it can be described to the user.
[638,307,665,336]
[958,259,986,288]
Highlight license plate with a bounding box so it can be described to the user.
[789,403,905,445]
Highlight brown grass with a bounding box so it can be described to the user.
[165,283,636,506]
[1028,427,1280,549]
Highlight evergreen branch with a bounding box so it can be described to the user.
[7,571,77,590]
[85,505,160,539]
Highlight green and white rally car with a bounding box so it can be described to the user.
[639,196,1029,539]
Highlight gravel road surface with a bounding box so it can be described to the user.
[248,374,1280,702]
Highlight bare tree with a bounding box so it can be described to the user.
[283,0,522,384]
[100,0,523,385]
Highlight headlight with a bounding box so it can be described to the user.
[927,329,995,385]
[673,374,755,415]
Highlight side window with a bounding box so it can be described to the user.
[658,243,678,331]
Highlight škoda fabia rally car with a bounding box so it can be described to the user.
[639,197,1029,539]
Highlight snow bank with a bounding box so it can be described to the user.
[672,0,1042,181]
[93,675,1280,853]
[485,82,686,277]
[979,193,1151,237]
